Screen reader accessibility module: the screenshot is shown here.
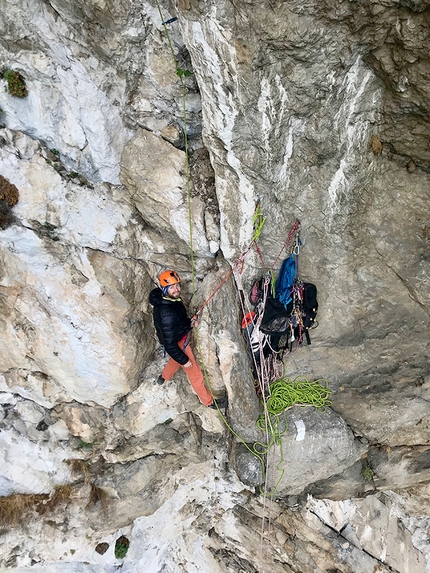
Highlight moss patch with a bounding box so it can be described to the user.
[0,175,19,206]
[0,175,19,230]
[2,69,28,98]
[114,535,130,559]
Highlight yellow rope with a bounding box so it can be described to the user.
[252,204,266,243]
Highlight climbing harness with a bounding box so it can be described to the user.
[162,332,189,358]
[182,332,190,351]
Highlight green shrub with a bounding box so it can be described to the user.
[77,439,95,449]
[2,69,28,98]
[361,464,374,481]
[114,535,130,559]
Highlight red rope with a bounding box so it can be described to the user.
[194,219,300,316]
[194,252,248,316]
[271,219,300,270]
[253,240,266,268]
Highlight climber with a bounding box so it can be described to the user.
[149,270,227,410]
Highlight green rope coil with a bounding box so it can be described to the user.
[257,376,332,429]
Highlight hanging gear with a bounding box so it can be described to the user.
[243,222,319,380]
[275,253,295,308]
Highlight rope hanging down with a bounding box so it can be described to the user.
[155,0,196,301]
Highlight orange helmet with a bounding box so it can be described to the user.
[158,270,181,287]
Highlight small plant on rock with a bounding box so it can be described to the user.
[67,458,91,484]
[114,535,130,559]
[176,67,191,78]
[77,438,96,450]
[38,484,74,515]
[2,69,28,98]
[361,463,374,481]
[0,174,19,230]
[66,459,110,512]
[0,175,19,206]
[88,484,109,511]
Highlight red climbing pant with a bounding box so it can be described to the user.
[162,339,213,406]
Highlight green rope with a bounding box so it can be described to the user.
[155,3,236,443]
[270,269,276,297]
[259,376,332,420]
[155,1,195,303]
[155,3,269,492]
[252,204,266,243]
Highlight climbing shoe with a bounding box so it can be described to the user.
[209,396,228,410]
[156,375,165,385]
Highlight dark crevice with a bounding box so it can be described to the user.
[308,509,398,572]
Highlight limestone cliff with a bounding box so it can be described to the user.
[0,0,429,571]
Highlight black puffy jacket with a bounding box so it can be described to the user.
[149,288,191,365]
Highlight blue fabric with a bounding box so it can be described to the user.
[275,254,295,308]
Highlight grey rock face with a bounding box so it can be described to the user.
[0,0,429,571]
[265,406,360,496]
[234,444,264,487]
[308,494,427,573]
